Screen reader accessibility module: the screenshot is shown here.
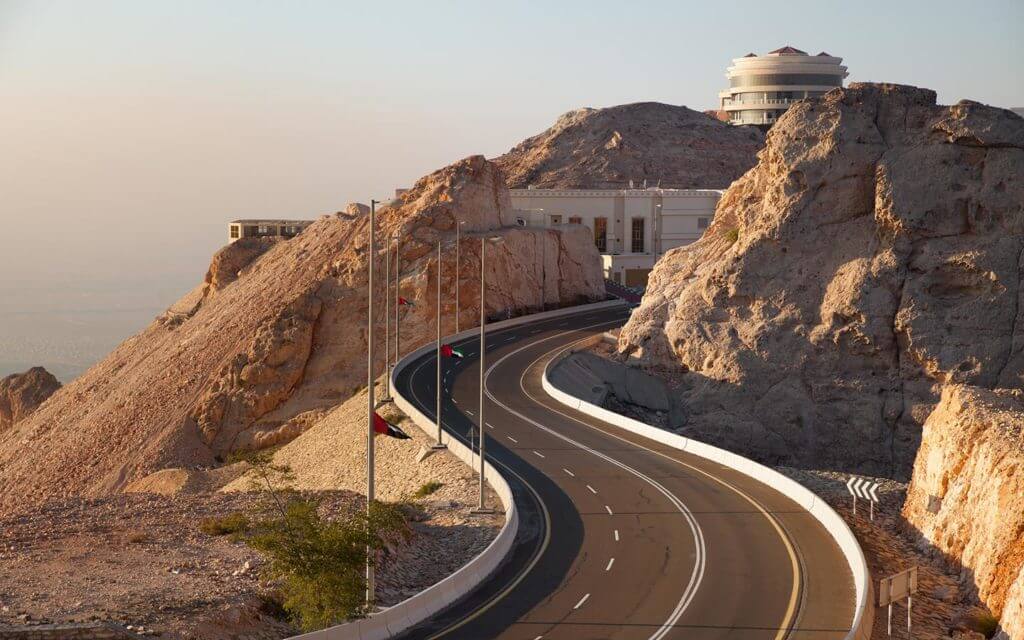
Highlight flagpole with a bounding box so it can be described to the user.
[366,198,378,606]
[433,239,446,450]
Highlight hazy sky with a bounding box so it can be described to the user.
[1,0,1021,376]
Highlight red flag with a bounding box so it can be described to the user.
[373,412,411,439]
[441,344,464,359]
[398,296,414,306]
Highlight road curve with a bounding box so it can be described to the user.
[394,306,854,640]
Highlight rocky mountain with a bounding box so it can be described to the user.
[493,102,764,190]
[902,385,1024,639]
[0,367,61,432]
[0,155,604,515]
[614,83,1023,634]
[618,84,1023,477]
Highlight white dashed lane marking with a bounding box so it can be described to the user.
[614,529,620,541]
[605,557,615,571]
[465,410,474,416]
[485,422,495,429]
[605,505,614,515]
[586,484,597,494]
[507,436,518,443]
[533,450,545,458]
[563,468,575,477]
[573,593,590,610]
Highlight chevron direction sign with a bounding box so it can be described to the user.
[846,476,881,519]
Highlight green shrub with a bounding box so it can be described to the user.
[971,612,1000,639]
[126,531,150,544]
[412,480,443,499]
[200,512,251,536]
[245,498,408,630]
[199,512,251,536]
[725,227,740,244]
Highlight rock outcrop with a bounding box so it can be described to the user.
[0,155,605,514]
[494,102,764,190]
[903,385,1024,639]
[617,84,1024,477]
[0,367,61,432]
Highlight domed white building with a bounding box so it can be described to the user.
[719,46,848,128]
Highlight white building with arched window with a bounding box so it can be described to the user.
[510,188,722,287]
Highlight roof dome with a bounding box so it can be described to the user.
[768,45,807,55]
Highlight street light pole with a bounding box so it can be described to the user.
[455,222,460,333]
[654,203,662,260]
[433,239,446,450]
[472,236,500,515]
[383,238,391,402]
[365,198,379,606]
[394,233,400,369]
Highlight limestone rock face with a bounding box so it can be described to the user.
[494,102,764,189]
[0,155,604,514]
[903,385,1024,639]
[0,367,61,432]
[617,84,1024,477]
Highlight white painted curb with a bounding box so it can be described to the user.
[542,343,875,640]
[294,299,626,639]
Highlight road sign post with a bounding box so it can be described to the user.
[846,476,881,520]
[879,566,918,638]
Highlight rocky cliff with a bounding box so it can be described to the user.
[903,385,1024,639]
[0,367,61,432]
[494,102,764,190]
[617,84,1024,477]
[0,155,605,514]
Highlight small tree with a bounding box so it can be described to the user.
[237,451,409,630]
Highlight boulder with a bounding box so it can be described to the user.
[903,385,1024,640]
[0,367,60,432]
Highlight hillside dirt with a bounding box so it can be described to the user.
[0,155,604,516]
[494,101,764,190]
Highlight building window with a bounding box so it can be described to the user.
[569,216,582,225]
[631,218,645,253]
[230,225,239,239]
[730,73,842,88]
[698,217,710,229]
[594,217,607,252]
[257,225,271,235]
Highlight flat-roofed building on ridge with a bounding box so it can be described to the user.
[719,45,848,129]
[228,219,313,243]
[510,187,722,287]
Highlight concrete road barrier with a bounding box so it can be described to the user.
[542,344,875,640]
[293,299,625,640]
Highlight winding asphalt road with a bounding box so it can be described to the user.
[393,305,854,640]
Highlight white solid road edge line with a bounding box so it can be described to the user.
[540,332,875,640]
[573,593,591,610]
[320,298,625,640]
